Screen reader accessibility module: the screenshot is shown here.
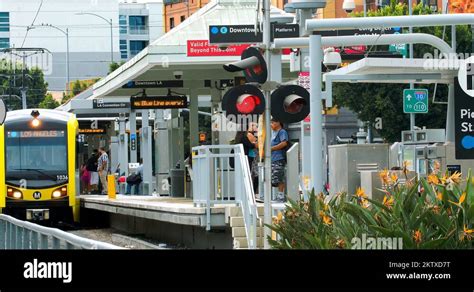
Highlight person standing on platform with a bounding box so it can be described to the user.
[97,147,109,195]
[271,118,289,202]
[87,149,99,194]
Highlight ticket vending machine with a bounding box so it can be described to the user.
[397,129,445,177]
[397,129,474,179]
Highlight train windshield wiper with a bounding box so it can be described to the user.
[11,168,58,181]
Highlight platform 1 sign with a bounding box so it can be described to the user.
[209,24,299,44]
[131,95,188,110]
[403,89,428,114]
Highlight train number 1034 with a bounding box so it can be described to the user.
[56,175,68,181]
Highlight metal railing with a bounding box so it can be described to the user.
[0,214,122,249]
[192,144,258,249]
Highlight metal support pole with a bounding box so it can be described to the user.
[21,53,27,110]
[119,115,128,177]
[364,0,367,17]
[189,91,199,152]
[66,28,70,92]
[110,19,114,64]
[129,110,137,163]
[309,34,324,193]
[141,110,153,195]
[409,0,415,131]
[263,0,272,250]
[446,25,457,143]
[210,86,221,145]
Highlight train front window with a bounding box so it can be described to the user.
[6,130,68,188]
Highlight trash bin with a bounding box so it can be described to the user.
[170,169,185,197]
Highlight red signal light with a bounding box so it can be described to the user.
[222,84,266,119]
[236,94,261,114]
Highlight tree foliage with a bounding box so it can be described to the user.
[38,93,60,109]
[333,1,473,142]
[61,78,101,104]
[109,61,126,74]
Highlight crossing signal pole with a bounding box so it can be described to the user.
[222,3,313,248]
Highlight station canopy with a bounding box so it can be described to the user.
[89,0,296,100]
[323,57,459,85]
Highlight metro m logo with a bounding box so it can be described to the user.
[467,62,474,91]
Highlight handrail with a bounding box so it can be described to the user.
[192,144,259,249]
[0,214,122,249]
[236,144,259,249]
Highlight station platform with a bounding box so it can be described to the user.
[79,195,285,249]
[80,195,231,228]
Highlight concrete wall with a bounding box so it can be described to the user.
[109,213,233,249]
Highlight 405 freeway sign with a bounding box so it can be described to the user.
[403,89,429,114]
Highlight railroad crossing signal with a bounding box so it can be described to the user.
[404,89,428,114]
[222,46,310,124]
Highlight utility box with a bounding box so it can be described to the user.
[360,170,417,202]
[328,144,390,196]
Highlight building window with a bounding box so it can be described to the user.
[119,15,127,34]
[170,17,175,29]
[0,12,10,32]
[0,38,9,49]
[120,39,128,59]
[129,40,148,57]
[180,15,186,22]
[129,16,147,34]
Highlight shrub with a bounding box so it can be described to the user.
[268,169,474,249]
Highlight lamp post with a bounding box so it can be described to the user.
[76,12,114,64]
[27,24,69,92]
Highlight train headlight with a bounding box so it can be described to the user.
[31,118,40,127]
[7,188,23,199]
[52,186,67,199]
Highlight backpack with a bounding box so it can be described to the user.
[126,173,142,184]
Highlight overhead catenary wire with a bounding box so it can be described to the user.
[20,0,44,48]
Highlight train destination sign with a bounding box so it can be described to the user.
[79,128,106,134]
[131,95,188,109]
[8,130,65,138]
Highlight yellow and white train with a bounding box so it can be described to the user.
[0,109,79,223]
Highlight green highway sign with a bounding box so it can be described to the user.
[404,89,429,114]
[389,43,407,57]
